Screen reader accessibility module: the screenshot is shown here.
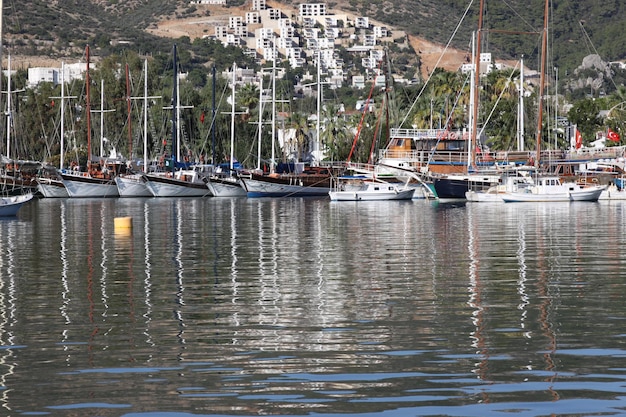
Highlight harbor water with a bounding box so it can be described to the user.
[1,197,626,417]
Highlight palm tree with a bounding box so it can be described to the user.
[319,103,350,162]
[287,111,310,161]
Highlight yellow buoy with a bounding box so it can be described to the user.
[114,216,133,231]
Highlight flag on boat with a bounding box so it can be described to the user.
[608,128,621,142]
[575,129,583,149]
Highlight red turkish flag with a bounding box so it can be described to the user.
[575,129,583,149]
[608,128,620,142]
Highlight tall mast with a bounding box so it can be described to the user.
[5,53,10,158]
[211,65,216,165]
[517,56,525,151]
[86,45,92,169]
[470,0,485,169]
[143,59,148,173]
[126,63,132,159]
[171,44,177,173]
[0,0,4,152]
[230,62,236,171]
[60,62,66,169]
[257,73,263,171]
[534,0,550,167]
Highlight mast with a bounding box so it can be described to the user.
[469,0,485,170]
[230,62,236,171]
[211,65,216,165]
[467,31,476,169]
[271,50,276,174]
[257,72,263,171]
[316,49,321,165]
[60,62,66,169]
[126,63,132,159]
[517,56,525,151]
[534,0,549,168]
[0,0,3,152]
[143,59,148,173]
[99,79,104,157]
[5,53,10,158]
[86,45,92,170]
[170,44,177,173]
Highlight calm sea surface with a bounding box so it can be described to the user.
[1,196,626,417]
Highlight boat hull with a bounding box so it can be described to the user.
[0,193,34,216]
[501,187,604,202]
[432,175,499,198]
[144,174,211,197]
[61,174,119,198]
[115,175,153,197]
[240,175,332,197]
[37,179,69,198]
[207,177,246,197]
[329,188,415,201]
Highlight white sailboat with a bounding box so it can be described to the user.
[143,44,212,197]
[37,61,71,198]
[207,63,246,197]
[115,60,153,197]
[60,45,119,198]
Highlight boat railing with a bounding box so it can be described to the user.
[390,128,468,140]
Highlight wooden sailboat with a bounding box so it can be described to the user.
[60,45,120,198]
[143,44,212,197]
[37,61,71,198]
[207,63,246,197]
[239,53,341,197]
[115,60,153,197]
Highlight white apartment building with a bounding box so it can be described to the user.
[251,0,266,11]
[229,16,243,29]
[245,12,261,24]
[373,26,388,38]
[233,25,248,37]
[355,17,369,29]
[214,26,228,38]
[257,27,275,39]
[299,3,326,17]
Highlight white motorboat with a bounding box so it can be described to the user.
[329,179,415,201]
[500,176,604,202]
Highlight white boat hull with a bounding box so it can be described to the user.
[37,179,69,198]
[0,193,34,216]
[207,177,246,197]
[61,174,119,198]
[599,186,626,200]
[144,174,211,197]
[501,187,604,202]
[329,181,415,201]
[329,189,415,201]
[465,190,504,202]
[241,177,331,197]
[115,175,153,197]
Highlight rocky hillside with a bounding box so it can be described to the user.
[3,0,626,93]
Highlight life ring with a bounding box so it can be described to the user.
[449,132,458,140]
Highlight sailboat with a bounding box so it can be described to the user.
[60,45,120,198]
[143,44,212,197]
[0,54,40,197]
[37,61,71,198]
[239,53,341,197]
[206,63,246,197]
[115,61,153,197]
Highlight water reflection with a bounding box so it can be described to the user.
[0,198,624,416]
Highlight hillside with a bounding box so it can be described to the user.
[2,0,626,84]
[144,2,469,76]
